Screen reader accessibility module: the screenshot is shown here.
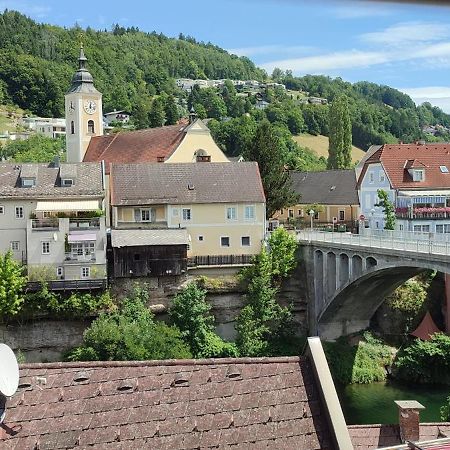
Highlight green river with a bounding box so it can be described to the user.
[337,381,450,425]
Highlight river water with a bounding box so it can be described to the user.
[337,380,450,425]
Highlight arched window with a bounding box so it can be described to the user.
[70,121,75,134]
[88,120,95,134]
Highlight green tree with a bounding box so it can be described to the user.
[0,251,26,318]
[243,120,299,217]
[148,97,166,127]
[1,135,64,162]
[164,95,179,125]
[169,282,237,358]
[66,288,191,361]
[441,396,450,421]
[376,189,396,230]
[266,227,298,282]
[328,95,352,169]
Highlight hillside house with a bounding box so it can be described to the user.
[357,143,450,234]
[110,162,266,276]
[272,169,359,231]
[0,161,107,289]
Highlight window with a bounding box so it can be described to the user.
[414,224,430,232]
[288,209,294,218]
[436,224,450,234]
[15,206,24,219]
[71,242,95,257]
[10,241,19,251]
[339,210,345,221]
[399,224,404,231]
[71,121,75,134]
[244,205,255,220]
[141,209,151,222]
[369,172,374,183]
[88,120,95,134]
[314,212,319,220]
[21,178,35,187]
[42,242,50,254]
[221,236,230,247]
[413,170,424,182]
[56,267,64,278]
[182,208,191,221]
[241,236,250,246]
[62,179,73,186]
[439,165,449,173]
[0,205,4,214]
[379,172,385,182]
[81,267,90,278]
[298,209,304,217]
[198,235,204,241]
[226,206,237,220]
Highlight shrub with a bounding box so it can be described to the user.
[66,294,191,361]
[0,251,26,318]
[394,333,450,385]
[441,396,450,421]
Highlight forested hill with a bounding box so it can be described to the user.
[0,10,264,116]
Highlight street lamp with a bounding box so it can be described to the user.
[308,209,315,231]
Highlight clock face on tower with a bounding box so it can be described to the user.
[84,100,97,114]
[68,101,75,114]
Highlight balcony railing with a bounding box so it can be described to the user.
[69,217,101,229]
[395,207,450,220]
[65,253,96,263]
[188,254,254,267]
[26,279,107,291]
[31,218,59,229]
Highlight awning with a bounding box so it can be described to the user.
[68,233,97,243]
[398,190,450,197]
[35,200,99,212]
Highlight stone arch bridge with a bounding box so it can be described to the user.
[298,230,450,340]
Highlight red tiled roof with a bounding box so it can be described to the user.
[0,357,334,449]
[348,423,450,449]
[84,123,188,174]
[360,143,450,189]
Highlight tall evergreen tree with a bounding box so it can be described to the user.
[164,95,179,125]
[148,97,166,128]
[243,120,299,217]
[327,95,352,169]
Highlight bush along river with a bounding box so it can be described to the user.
[337,380,449,425]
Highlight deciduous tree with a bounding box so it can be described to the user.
[0,251,26,318]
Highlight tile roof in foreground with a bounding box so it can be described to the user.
[0,356,334,449]
[110,162,266,206]
[111,229,189,247]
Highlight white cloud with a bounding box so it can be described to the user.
[260,50,390,73]
[333,1,395,19]
[0,1,51,18]
[361,21,450,46]
[228,44,316,58]
[399,87,450,113]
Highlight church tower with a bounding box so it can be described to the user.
[65,45,103,163]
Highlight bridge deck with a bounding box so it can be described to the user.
[297,230,450,257]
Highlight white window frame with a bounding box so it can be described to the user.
[241,236,251,247]
[10,241,20,251]
[81,267,90,278]
[182,208,192,221]
[22,178,35,188]
[379,172,385,182]
[220,236,230,247]
[56,266,64,278]
[42,241,50,254]
[15,206,24,219]
[62,179,73,186]
[436,224,450,234]
[226,206,237,221]
[0,205,4,214]
[413,170,424,182]
[244,205,255,220]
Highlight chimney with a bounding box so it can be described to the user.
[395,400,425,442]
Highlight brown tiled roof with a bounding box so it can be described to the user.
[290,169,359,205]
[110,162,266,206]
[0,357,334,449]
[0,162,104,199]
[84,123,188,174]
[359,143,450,189]
[348,423,450,449]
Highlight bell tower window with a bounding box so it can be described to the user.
[88,120,95,134]
[71,121,75,134]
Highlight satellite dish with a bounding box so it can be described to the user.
[0,343,19,397]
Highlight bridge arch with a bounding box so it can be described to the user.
[318,262,435,340]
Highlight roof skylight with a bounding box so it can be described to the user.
[440,165,449,173]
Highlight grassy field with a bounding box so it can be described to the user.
[0,106,23,133]
[294,133,365,164]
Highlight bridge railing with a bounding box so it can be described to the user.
[297,229,450,256]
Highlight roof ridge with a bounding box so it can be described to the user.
[21,356,303,370]
[97,132,120,161]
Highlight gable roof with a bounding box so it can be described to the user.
[359,143,450,189]
[290,169,359,205]
[0,162,104,199]
[84,122,189,174]
[110,162,266,206]
[0,357,334,449]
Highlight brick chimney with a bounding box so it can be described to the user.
[395,400,425,442]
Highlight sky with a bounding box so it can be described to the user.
[4,0,450,111]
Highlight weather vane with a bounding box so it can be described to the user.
[78,32,84,48]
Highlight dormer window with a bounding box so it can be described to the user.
[62,179,74,187]
[413,169,424,182]
[21,178,36,188]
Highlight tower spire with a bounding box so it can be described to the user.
[78,43,87,70]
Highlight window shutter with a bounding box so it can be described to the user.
[150,208,156,223]
[134,209,140,222]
